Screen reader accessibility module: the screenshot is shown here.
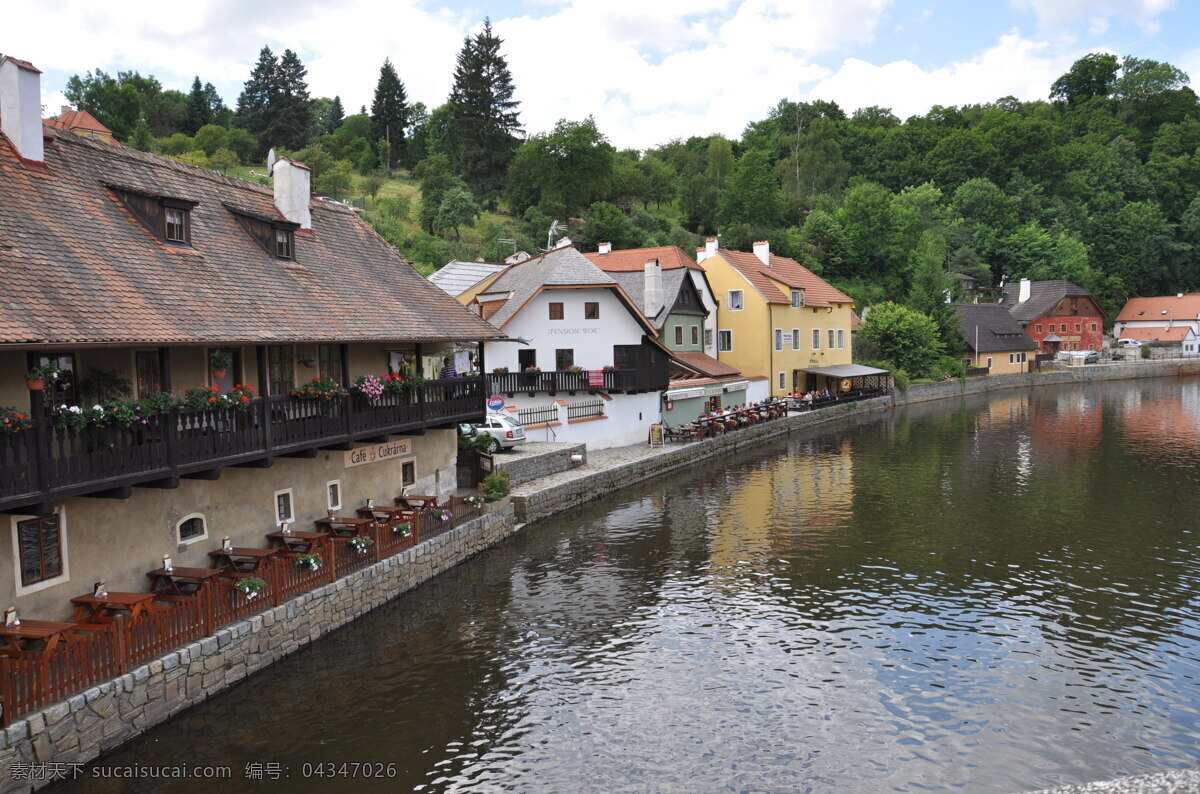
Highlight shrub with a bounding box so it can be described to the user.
[1141,343,1152,359]
[482,470,510,501]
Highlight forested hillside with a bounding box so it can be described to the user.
[61,36,1200,315]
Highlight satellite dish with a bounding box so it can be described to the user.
[266,148,277,175]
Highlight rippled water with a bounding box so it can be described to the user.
[80,379,1200,792]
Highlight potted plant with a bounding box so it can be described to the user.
[296,352,317,368]
[209,351,233,379]
[463,494,483,508]
[348,535,374,554]
[24,362,58,390]
[431,507,451,522]
[393,521,413,537]
[234,577,267,600]
[491,366,509,374]
[292,376,348,400]
[295,553,323,572]
[1,407,32,433]
[482,471,510,502]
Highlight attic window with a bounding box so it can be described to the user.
[224,203,300,261]
[164,208,188,243]
[109,186,198,246]
[276,229,294,259]
[791,290,804,308]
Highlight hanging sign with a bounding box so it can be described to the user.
[487,396,506,411]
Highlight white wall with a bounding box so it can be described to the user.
[492,391,662,450]
[688,270,719,358]
[746,379,771,403]
[487,288,645,371]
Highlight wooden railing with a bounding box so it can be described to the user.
[0,377,484,513]
[490,369,639,395]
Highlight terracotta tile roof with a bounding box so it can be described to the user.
[584,245,700,272]
[851,310,862,332]
[712,249,853,307]
[47,110,114,138]
[0,55,40,74]
[1116,294,1200,324]
[671,351,741,378]
[0,128,505,345]
[1117,325,1194,342]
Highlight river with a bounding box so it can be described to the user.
[77,378,1200,792]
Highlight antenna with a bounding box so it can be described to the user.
[546,220,566,251]
[497,238,517,255]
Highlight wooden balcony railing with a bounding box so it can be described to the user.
[0,377,484,513]
[489,367,665,396]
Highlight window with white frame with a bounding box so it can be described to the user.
[837,329,844,349]
[792,328,800,350]
[774,329,783,351]
[274,489,294,526]
[14,513,67,590]
[704,329,713,348]
[812,329,821,349]
[986,357,993,368]
[327,480,342,511]
[1009,353,1015,364]
[791,290,803,308]
[176,513,208,545]
[727,290,743,311]
[717,330,732,352]
[778,372,786,390]
[691,325,699,345]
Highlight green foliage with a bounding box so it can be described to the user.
[315,160,354,200]
[208,148,240,174]
[509,117,613,221]
[360,172,387,199]
[192,124,228,156]
[582,201,639,250]
[234,46,311,157]
[371,58,409,167]
[1142,343,1152,359]
[482,470,510,501]
[78,368,131,405]
[859,302,944,379]
[717,148,785,229]
[434,186,481,239]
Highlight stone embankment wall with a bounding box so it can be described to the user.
[493,443,586,486]
[0,505,516,789]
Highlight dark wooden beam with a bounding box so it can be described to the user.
[232,457,273,469]
[137,476,180,490]
[319,442,353,451]
[182,469,221,481]
[358,435,388,444]
[279,449,318,459]
[0,501,53,517]
[86,485,133,500]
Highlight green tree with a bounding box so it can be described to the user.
[329,96,345,132]
[314,159,354,200]
[234,46,278,155]
[859,302,943,379]
[435,186,481,240]
[448,18,522,207]
[127,119,154,152]
[208,148,240,174]
[360,171,387,200]
[64,69,166,140]
[798,209,852,277]
[1050,53,1120,105]
[905,231,960,350]
[271,49,312,151]
[185,76,211,135]
[508,117,613,221]
[582,201,638,250]
[717,149,784,229]
[370,58,408,167]
[192,124,228,156]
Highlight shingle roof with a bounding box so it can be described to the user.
[999,279,1101,323]
[0,128,504,345]
[712,249,853,307]
[584,245,700,272]
[429,260,508,298]
[481,246,625,329]
[606,268,689,327]
[672,351,741,378]
[952,303,1038,353]
[1115,294,1200,324]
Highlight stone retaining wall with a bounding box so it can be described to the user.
[493,443,586,486]
[0,505,516,790]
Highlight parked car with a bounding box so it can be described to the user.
[1117,339,1143,348]
[463,414,526,453]
[1082,350,1100,364]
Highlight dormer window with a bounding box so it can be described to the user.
[276,229,294,259]
[164,208,188,243]
[225,203,300,261]
[791,290,804,308]
[108,185,198,247]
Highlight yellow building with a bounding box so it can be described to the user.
[697,239,856,396]
[952,303,1037,375]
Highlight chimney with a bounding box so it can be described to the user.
[697,237,719,263]
[60,105,71,117]
[273,156,312,230]
[1018,278,1031,304]
[0,55,45,164]
[753,240,770,267]
[644,259,664,319]
[597,242,611,255]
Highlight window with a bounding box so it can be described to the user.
[274,489,294,525]
[774,329,783,351]
[986,357,993,368]
[1091,323,1098,332]
[675,326,683,346]
[1061,324,1068,332]
[176,513,207,545]
[268,345,295,395]
[812,329,821,349]
[16,514,63,587]
[1020,352,1027,363]
[791,290,803,308]
[555,348,574,370]
[318,344,342,382]
[792,328,800,351]
[1075,323,1081,332]
[164,208,188,243]
[1036,324,1044,333]
[275,229,294,259]
[36,353,77,409]
[727,290,743,311]
[704,329,713,348]
[327,481,341,511]
[778,372,786,390]
[584,302,600,320]
[518,349,538,371]
[717,330,732,353]
[829,330,836,349]
[402,461,416,486]
[691,326,699,345]
[837,329,845,349]
[549,302,564,320]
[1009,353,1015,364]
[135,350,161,397]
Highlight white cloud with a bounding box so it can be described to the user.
[1010,0,1173,34]
[1089,16,1111,35]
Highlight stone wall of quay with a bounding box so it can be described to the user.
[493,443,587,486]
[0,505,516,791]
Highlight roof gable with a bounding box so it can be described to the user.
[711,249,853,307]
[999,279,1104,322]
[952,303,1038,353]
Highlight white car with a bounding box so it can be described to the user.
[1117,339,1144,348]
[471,414,526,453]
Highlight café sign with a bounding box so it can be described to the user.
[344,438,413,469]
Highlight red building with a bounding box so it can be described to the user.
[999,279,1105,354]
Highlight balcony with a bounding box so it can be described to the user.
[488,367,666,397]
[0,377,484,513]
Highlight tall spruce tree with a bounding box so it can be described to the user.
[185,76,211,135]
[330,95,345,132]
[234,46,278,157]
[370,59,408,168]
[447,18,522,208]
[272,49,312,151]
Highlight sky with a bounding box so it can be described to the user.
[8,0,1200,150]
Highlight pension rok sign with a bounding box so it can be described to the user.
[344,438,413,469]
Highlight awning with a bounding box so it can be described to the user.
[723,380,750,393]
[1043,333,1062,342]
[800,364,890,378]
[665,387,704,400]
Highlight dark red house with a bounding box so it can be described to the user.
[999,279,1105,354]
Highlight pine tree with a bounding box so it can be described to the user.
[234,46,278,157]
[447,18,522,208]
[185,76,211,135]
[370,59,408,168]
[329,95,345,132]
[271,49,312,151]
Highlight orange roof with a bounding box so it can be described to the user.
[584,245,700,272]
[1118,325,1193,342]
[1116,294,1200,323]
[47,110,119,144]
[712,249,853,307]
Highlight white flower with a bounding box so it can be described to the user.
[92,404,102,411]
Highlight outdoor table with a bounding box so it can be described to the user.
[208,547,277,573]
[313,516,374,538]
[0,620,78,654]
[70,591,158,622]
[395,495,439,512]
[266,530,326,555]
[146,567,223,596]
[357,505,415,530]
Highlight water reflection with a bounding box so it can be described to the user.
[81,378,1200,793]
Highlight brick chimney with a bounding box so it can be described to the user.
[0,54,44,165]
[753,240,770,267]
[273,156,312,230]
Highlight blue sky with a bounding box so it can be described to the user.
[9,0,1200,148]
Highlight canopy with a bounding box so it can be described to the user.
[800,364,890,378]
